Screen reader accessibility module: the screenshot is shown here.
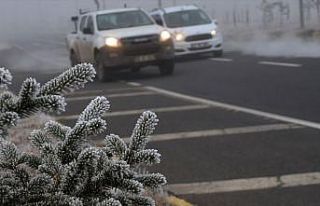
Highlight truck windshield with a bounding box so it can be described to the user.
[97,10,154,30]
[164,9,212,28]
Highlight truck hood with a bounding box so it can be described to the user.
[168,23,217,36]
[98,25,164,38]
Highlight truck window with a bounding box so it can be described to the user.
[96,10,154,31]
[86,16,94,34]
[151,14,164,26]
[80,16,88,33]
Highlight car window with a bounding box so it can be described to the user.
[96,10,154,30]
[79,16,88,33]
[164,9,212,28]
[152,14,164,26]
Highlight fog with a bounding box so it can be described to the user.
[0,0,320,71]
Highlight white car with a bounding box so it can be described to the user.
[150,5,223,57]
[67,8,175,81]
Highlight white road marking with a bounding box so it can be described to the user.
[92,123,301,146]
[145,123,302,142]
[56,104,209,121]
[65,89,103,97]
[259,61,302,68]
[66,91,156,102]
[210,58,233,62]
[145,86,320,130]
[66,87,144,97]
[127,82,142,87]
[168,172,320,195]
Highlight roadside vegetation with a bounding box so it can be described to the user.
[0,64,170,205]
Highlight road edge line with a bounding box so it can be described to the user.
[168,172,320,195]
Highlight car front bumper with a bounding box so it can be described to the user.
[174,37,223,56]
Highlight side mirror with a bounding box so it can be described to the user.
[155,19,164,26]
[83,27,93,35]
[71,16,79,22]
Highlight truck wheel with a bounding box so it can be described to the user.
[70,51,79,67]
[95,53,111,82]
[159,60,175,75]
[213,50,223,57]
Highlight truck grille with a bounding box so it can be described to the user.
[185,34,212,42]
[121,34,161,56]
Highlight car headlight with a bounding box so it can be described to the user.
[160,31,171,42]
[211,30,218,37]
[105,37,121,48]
[211,30,217,37]
[175,33,185,41]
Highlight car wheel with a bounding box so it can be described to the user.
[95,52,111,82]
[213,50,223,57]
[70,51,79,67]
[159,60,175,75]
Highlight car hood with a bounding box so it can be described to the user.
[168,23,217,36]
[98,25,164,38]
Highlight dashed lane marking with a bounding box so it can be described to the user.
[168,172,320,195]
[259,61,302,68]
[144,86,320,130]
[143,123,302,142]
[92,123,302,146]
[66,91,156,102]
[210,58,233,62]
[56,104,209,121]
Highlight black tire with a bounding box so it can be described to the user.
[95,52,111,82]
[159,60,175,75]
[70,51,79,67]
[213,50,223,57]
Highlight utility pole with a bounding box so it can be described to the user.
[299,0,305,28]
[158,0,162,8]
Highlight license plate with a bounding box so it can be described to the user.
[134,55,155,63]
[190,42,211,49]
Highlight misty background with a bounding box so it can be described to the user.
[1,0,320,71]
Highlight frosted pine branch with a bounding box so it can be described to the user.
[105,134,127,158]
[0,67,12,89]
[44,121,71,140]
[78,96,110,122]
[134,173,167,189]
[129,111,158,152]
[0,65,166,205]
[39,63,96,96]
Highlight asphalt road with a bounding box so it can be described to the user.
[2,38,320,206]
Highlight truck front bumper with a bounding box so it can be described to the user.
[99,43,174,69]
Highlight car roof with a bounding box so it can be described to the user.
[151,5,199,15]
[82,8,142,16]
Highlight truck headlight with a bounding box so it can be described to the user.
[105,37,121,48]
[160,31,171,42]
[211,30,217,37]
[175,33,185,41]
